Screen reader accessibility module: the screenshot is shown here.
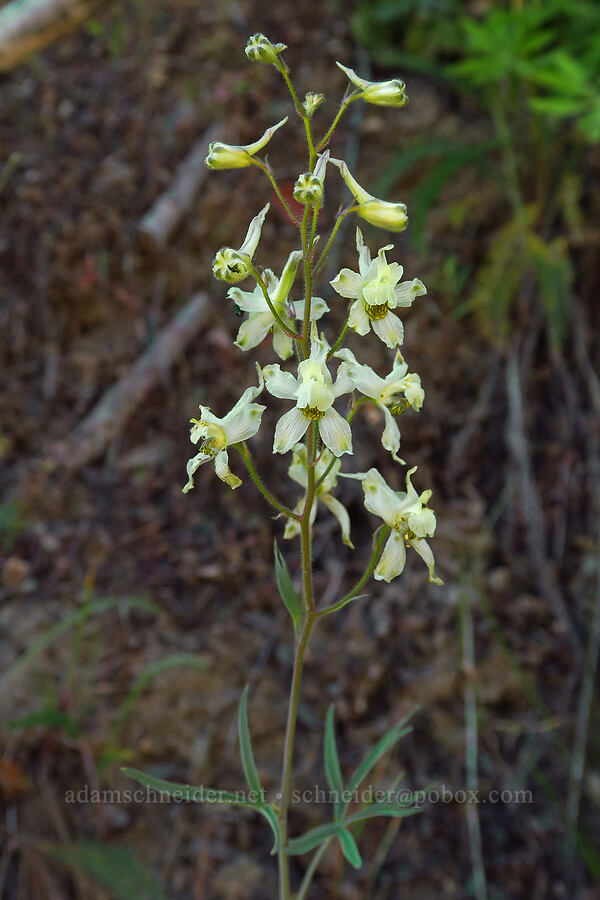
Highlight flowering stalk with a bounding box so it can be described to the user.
[124,35,443,900]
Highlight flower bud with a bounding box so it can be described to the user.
[245,33,287,66]
[205,118,288,170]
[336,62,408,108]
[302,92,325,117]
[330,157,408,232]
[293,150,329,206]
[212,203,270,283]
[293,173,323,205]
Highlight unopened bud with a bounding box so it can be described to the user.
[302,92,325,117]
[293,173,323,205]
[245,33,287,66]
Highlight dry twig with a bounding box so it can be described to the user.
[138,126,220,247]
[0,0,109,71]
[55,292,210,470]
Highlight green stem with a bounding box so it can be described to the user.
[327,316,350,358]
[295,838,333,900]
[235,444,300,520]
[304,116,316,171]
[248,265,300,339]
[312,213,347,277]
[300,206,313,351]
[315,95,357,152]
[317,525,391,618]
[254,159,301,226]
[278,423,318,900]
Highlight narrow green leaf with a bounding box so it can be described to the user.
[238,685,263,797]
[345,803,421,825]
[324,705,344,819]
[337,828,362,869]
[274,540,301,630]
[46,841,166,900]
[341,715,413,816]
[258,805,281,855]
[121,767,257,807]
[285,823,340,856]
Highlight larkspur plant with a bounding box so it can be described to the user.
[124,34,443,899]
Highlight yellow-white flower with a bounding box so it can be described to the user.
[245,33,287,66]
[336,62,408,108]
[262,332,354,457]
[284,445,353,547]
[205,117,287,169]
[329,157,408,232]
[330,228,426,348]
[336,348,424,463]
[212,203,269,284]
[293,151,329,206]
[183,375,266,493]
[228,250,329,359]
[345,468,442,584]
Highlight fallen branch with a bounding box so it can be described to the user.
[0,0,109,71]
[55,292,210,470]
[138,125,220,248]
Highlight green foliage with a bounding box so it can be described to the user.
[123,685,283,856]
[285,707,417,869]
[47,841,166,900]
[274,539,301,630]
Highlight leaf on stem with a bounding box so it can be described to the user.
[238,685,263,797]
[285,823,340,856]
[336,827,363,869]
[341,713,414,816]
[345,802,421,825]
[274,539,301,630]
[324,705,344,819]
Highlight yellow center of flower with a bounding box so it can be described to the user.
[300,406,325,420]
[389,398,410,416]
[365,302,388,320]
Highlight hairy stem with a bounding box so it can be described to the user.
[235,444,300,520]
[254,158,300,226]
[278,423,318,900]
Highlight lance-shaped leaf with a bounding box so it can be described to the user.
[336,827,362,869]
[238,685,262,797]
[122,767,281,855]
[274,540,301,630]
[121,768,256,806]
[340,713,413,817]
[345,802,421,825]
[324,705,344,820]
[285,822,340,856]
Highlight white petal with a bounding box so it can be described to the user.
[263,364,299,400]
[379,403,403,464]
[410,538,443,584]
[371,311,404,348]
[348,299,371,335]
[394,277,427,307]
[272,325,294,360]
[238,202,270,259]
[234,311,274,352]
[361,469,402,526]
[321,493,354,548]
[330,268,363,300]
[223,400,266,444]
[292,296,329,321]
[356,228,372,276]
[318,408,353,457]
[214,449,242,489]
[182,451,211,493]
[274,408,309,454]
[375,532,406,582]
[287,444,308,489]
[228,283,269,313]
[283,503,303,540]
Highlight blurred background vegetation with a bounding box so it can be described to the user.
[1,0,599,897]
